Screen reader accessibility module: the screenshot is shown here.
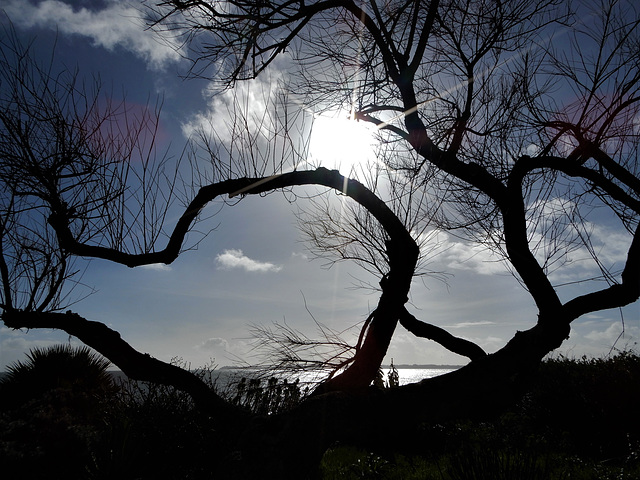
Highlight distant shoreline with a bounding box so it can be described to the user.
[93,364,464,375]
[381,364,462,370]
[216,364,463,371]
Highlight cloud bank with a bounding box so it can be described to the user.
[181,72,283,144]
[421,217,631,282]
[3,0,183,70]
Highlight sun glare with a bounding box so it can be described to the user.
[307,113,377,176]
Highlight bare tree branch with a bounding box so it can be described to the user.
[0,308,247,427]
[399,307,487,361]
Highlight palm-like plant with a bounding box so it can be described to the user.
[1,344,115,409]
[0,346,118,477]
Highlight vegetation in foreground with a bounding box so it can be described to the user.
[0,346,638,479]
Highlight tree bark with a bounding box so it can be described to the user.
[399,307,487,361]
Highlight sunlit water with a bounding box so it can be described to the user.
[381,367,458,385]
[205,366,459,391]
[89,367,460,393]
[105,367,459,385]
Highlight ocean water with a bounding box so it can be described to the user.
[204,366,459,391]
[380,367,458,386]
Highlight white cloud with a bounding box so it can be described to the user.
[139,263,172,271]
[420,212,632,283]
[422,230,510,276]
[532,219,632,284]
[584,322,630,343]
[193,336,251,364]
[525,143,541,156]
[446,320,497,329]
[291,251,309,261]
[3,0,183,70]
[0,328,83,368]
[524,197,632,279]
[1,334,58,353]
[181,72,283,144]
[584,223,630,265]
[216,249,282,273]
[196,337,229,352]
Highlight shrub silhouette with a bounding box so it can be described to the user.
[230,376,305,414]
[0,344,117,479]
[1,344,115,408]
[519,350,640,459]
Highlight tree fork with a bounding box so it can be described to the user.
[47,168,421,392]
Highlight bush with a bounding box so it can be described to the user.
[227,376,306,414]
[3,346,639,479]
[0,344,115,409]
[321,351,640,480]
[516,350,640,459]
[0,345,117,479]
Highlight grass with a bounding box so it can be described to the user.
[321,445,640,480]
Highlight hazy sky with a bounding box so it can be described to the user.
[0,0,638,371]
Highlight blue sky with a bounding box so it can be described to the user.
[0,0,638,371]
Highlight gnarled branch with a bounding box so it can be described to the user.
[399,307,487,361]
[1,308,248,427]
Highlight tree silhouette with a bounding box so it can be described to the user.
[1,0,639,476]
[144,0,639,386]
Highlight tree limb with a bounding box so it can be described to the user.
[49,167,417,266]
[562,222,640,320]
[1,308,249,427]
[46,167,420,391]
[399,307,487,361]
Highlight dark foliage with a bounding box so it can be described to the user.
[515,350,640,459]
[229,376,307,415]
[1,347,639,479]
[92,381,231,479]
[323,351,640,480]
[0,344,115,407]
[0,345,117,479]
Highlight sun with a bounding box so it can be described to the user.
[307,112,377,176]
